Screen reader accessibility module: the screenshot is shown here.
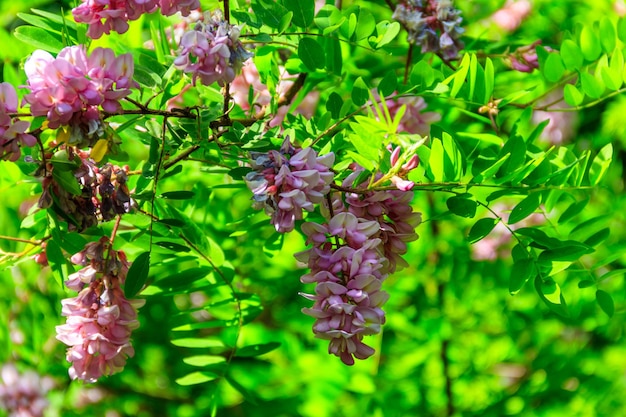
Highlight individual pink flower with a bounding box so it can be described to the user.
[56,239,144,382]
[159,0,200,17]
[0,364,53,417]
[174,11,252,86]
[245,140,335,233]
[0,82,36,161]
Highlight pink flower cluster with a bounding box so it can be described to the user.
[341,165,421,273]
[0,83,36,161]
[73,0,200,39]
[56,238,145,383]
[174,11,253,86]
[245,140,335,233]
[24,46,136,131]
[0,364,53,417]
[296,213,390,365]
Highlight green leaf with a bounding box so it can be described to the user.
[284,0,314,28]
[235,342,281,357]
[538,243,593,262]
[468,218,498,244]
[589,143,613,185]
[52,168,82,196]
[355,9,376,40]
[535,277,569,317]
[251,0,289,29]
[46,239,68,286]
[599,17,617,53]
[277,11,293,35]
[484,58,494,103]
[378,70,397,97]
[563,84,584,106]
[409,60,435,90]
[560,39,584,71]
[376,21,400,48]
[14,26,63,53]
[446,195,477,218]
[509,258,536,295]
[351,77,369,106]
[543,53,565,82]
[125,252,150,298]
[171,338,225,348]
[580,71,604,99]
[175,372,218,386]
[558,198,589,223]
[596,290,614,317]
[155,241,190,253]
[298,37,324,71]
[182,355,227,368]
[619,17,626,42]
[580,25,602,61]
[450,54,470,98]
[324,36,342,75]
[508,193,540,225]
[160,190,196,200]
[584,227,610,247]
[326,92,343,119]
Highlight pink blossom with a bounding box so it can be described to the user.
[0,83,36,161]
[246,141,335,232]
[56,240,144,382]
[174,11,252,86]
[23,46,135,132]
[0,364,53,417]
[492,0,532,32]
[159,0,200,17]
[297,214,389,365]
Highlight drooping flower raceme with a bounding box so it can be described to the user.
[342,166,422,273]
[392,0,465,59]
[174,11,253,86]
[0,364,53,417]
[56,238,144,383]
[245,140,335,233]
[296,213,390,365]
[24,46,136,132]
[73,0,200,39]
[0,83,36,161]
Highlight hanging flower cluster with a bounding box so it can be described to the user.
[296,213,390,365]
[56,238,145,383]
[38,149,133,232]
[0,364,53,417]
[0,83,36,161]
[392,0,465,59]
[174,11,253,86]
[245,140,335,233]
[246,141,421,364]
[508,40,542,73]
[73,0,200,39]
[24,46,136,133]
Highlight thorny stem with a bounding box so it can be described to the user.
[109,215,122,245]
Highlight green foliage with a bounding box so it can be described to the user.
[1,1,626,417]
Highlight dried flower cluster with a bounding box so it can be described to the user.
[73,0,200,39]
[393,0,465,59]
[174,11,253,86]
[56,238,145,382]
[38,150,133,232]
